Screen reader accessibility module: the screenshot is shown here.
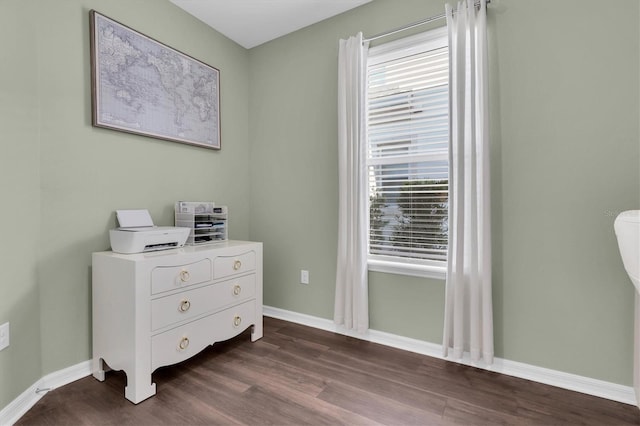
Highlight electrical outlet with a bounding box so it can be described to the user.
[300,270,309,285]
[0,322,9,351]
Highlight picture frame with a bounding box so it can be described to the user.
[89,10,221,150]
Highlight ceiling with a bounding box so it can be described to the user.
[170,0,372,49]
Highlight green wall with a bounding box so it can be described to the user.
[490,0,638,382]
[1,0,639,413]
[0,0,250,409]
[0,0,43,410]
[249,0,640,386]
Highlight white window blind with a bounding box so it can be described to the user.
[367,30,449,268]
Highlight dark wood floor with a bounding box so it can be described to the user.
[17,317,640,425]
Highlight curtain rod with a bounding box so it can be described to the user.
[363,0,489,43]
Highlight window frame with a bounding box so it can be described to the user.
[365,27,449,280]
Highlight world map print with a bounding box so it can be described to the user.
[92,12,220,148]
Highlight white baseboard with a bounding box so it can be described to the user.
[263,305,637,406]
[0,360,91,426]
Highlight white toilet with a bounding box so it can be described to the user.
[614,210,640,408]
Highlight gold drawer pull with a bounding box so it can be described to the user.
[233,284,242,296]
[233,260,242,271]
[179,270,190,282]
[178,337,190,351]
[179,300,191,312]
[233,316,242,327]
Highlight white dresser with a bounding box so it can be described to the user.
[91,240,263,404]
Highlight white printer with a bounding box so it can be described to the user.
[109,209,190,254]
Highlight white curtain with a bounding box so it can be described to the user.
[334,32,369,333]
[442,0,493,364]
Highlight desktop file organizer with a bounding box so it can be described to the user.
[175,202,228,245]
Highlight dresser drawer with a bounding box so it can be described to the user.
[151,300,256,371]
[151,258,212,295]
[150,274,256,331]
[213,250,256,280]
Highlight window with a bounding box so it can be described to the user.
[366,28,449,279]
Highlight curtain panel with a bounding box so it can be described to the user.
[334,32,370,333]
[443,0,494,364]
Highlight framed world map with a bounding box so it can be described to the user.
[90,10,221,149]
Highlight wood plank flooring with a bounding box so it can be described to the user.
[17,317,640,425]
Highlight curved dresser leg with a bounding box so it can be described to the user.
[251,321,263,342]
[92,357,106,382]
[124,369,157,404]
